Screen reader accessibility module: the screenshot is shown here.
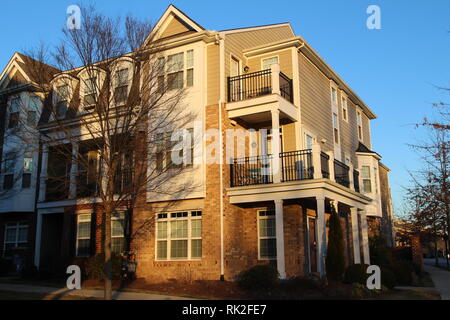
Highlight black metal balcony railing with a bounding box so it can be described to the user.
[353,169,360,193]
[230,150,313,187]
[334,159,350,188]
[280,150,313,182]
[320,152,330,179]
[227,69,293,103]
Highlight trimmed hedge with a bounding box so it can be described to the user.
[237,265,279,291]
[85,253,122,280]
[343,264,370,285]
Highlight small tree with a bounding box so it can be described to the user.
[325,205,345,281]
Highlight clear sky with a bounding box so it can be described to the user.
[1,0,449,215]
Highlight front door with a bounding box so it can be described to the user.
[308,216,318,273]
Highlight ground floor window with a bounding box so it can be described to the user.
[3,221,28,257]
[111,212,126,254]
[258,211,276,260]
[156,211,202,261]
[76,214,91,257]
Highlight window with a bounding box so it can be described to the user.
[333,113,339,144]
[27,95,39,126]
[305,134,314,150]
[341,96,348,122]
[84,77,97,109]
[114,69,129,104]
[258,211,276,260]
[167,52,184,90]
[111,212,126,254]
[22,153,33,189]
[361,166,372,193]
[157,57,165,93]
[186,50,194,87]
[357,111,363,141]
[3,152,15,190]
[56,84,69,118]
[76,214,91,257]
[78,149,100,197]
[331,86,337,105]
[344,156,351,165]
[262,56,279,70]
[8,97,20,129]
[374,167,378,194]
[155,129,194,171]
[3,222,28,256]
[156,211,202,260]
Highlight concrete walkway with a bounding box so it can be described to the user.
[423,264,450,300]
[0,282,197,300]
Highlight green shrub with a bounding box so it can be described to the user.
[0,259,12,276]
[325,207,345,281]
[237,265,279,291]
[343,264,370,285]
[85,253,122,280]
[381,267,397,289]
[391,260,413,286]
[369,236,394,268]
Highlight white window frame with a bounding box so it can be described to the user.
[257,210,276,260]
[341,91,349,123]
[356,109,364,142]
[3,221,28,257]
[164,50,194,90]
[111,211,126,254]
[76,214,92,257]
[333,112,340,145]
[261,56,279,71]
[155,211,202,261]
[3,151,16,190]
[8,96,21,129]
[361,165,372,194]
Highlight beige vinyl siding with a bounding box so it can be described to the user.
[247,49,293,78]
[341,98,360,166]
[206,45,220,105]
[298,52,333,152]
[361,112,372,148]
[224,26,294,81]
[160,15,192,39]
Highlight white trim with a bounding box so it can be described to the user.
[261,55,280,71]
[340,90,349,123]
[356,108,364,142]
[3,221,29,257]
[306,215,317,273]
[75,213,92,258]
[257,210,277,260]
[221,23,293,36]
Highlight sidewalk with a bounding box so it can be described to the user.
[423,264,450,300]
[0,282,197,300]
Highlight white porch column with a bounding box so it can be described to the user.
[271,109,281,184]
[350,207,361,264]
[69,142,79,199]
[312,142,322,179]
[38,144,49,202]
[360,209,371,264]
[274,199,286,279]
[270,64,281,95]
[34,211,43,268]
[348,163,355,191]
[316,195,327,277]
[326,151,335,183]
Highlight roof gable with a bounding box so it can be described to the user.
[143,5,204,46]
[0,53,31,90]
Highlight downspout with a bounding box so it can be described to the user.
[218,32,225,281]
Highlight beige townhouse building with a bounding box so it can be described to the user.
[0,5,395,281]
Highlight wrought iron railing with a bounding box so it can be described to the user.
[230,154,273,187]
[280,150,313,182]
[334,159,350,188]
[227,69,293,103]
[320,152,330,179]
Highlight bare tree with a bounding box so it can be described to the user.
[17,5,197,299]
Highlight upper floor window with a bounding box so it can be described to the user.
[84,77,97,109]
[22,152,33,189]
[331,86,337,105]
[55,84,69,118]
[357,110,363,141]
[341,96,348,122]
[3,152,15,190]
[8,97,20,129]
[262,56,279,71]
[258,210,276,260]
[156,211,202,261]
[155,129,194,171]
[114,69,129,105]
[333,113,339,144]
[305,134,314,150]
[27,96,39,126]
[164,50,194,91]
[361,166,372,193]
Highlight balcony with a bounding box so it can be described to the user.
[226,64,298,124]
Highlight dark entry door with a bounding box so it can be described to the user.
[40,213,63,274]
[308,217,318,273]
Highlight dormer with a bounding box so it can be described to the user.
[110,57,135,106]
[77,66,106,111]
[51,74,78,120]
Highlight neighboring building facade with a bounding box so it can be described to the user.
[0,5,395,281]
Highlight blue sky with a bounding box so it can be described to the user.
[1,0,449,215]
